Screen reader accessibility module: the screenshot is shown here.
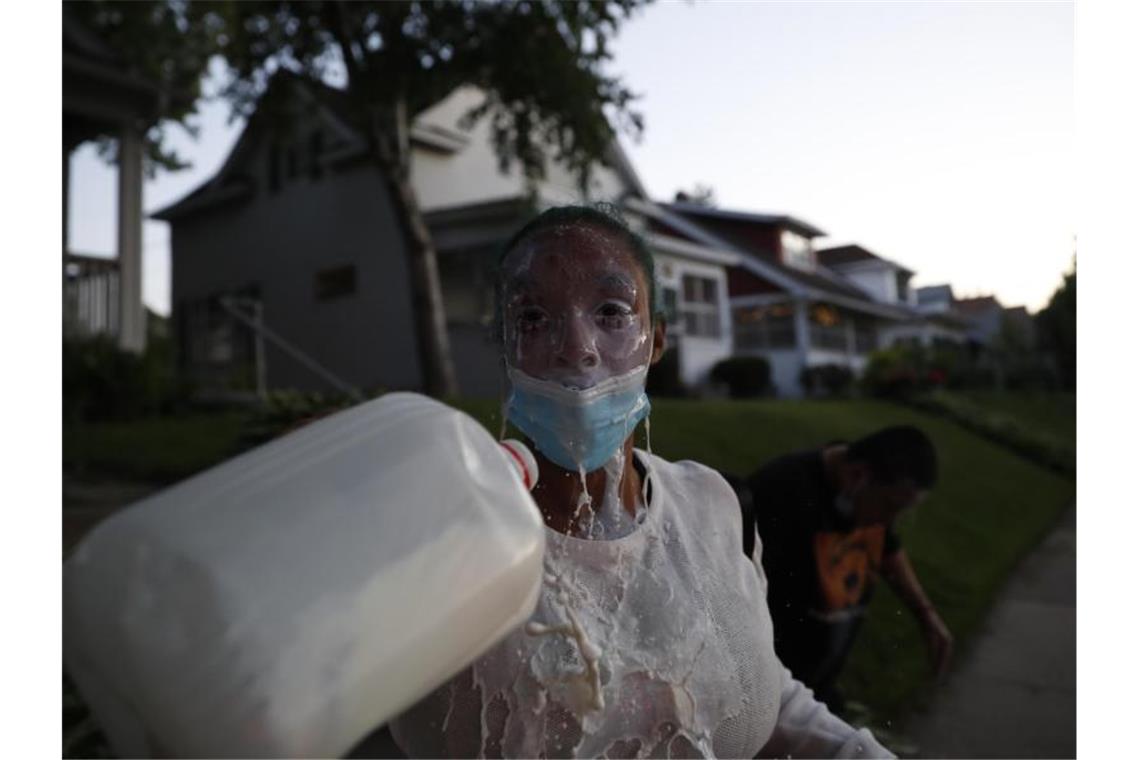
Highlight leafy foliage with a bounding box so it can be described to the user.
[123,0,652,190]
[1035,257,1076,390]
[62,317,186,424]
[67,1,225,173]
[799,363,855,398]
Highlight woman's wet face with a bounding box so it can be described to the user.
[502,223,653,388]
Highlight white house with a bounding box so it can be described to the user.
[631,203,915,397]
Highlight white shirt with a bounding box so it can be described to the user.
[391,451,892,758]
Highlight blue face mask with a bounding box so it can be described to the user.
[506,365,651,473]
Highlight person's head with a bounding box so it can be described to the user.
[495,204,666,387]
[494,204,667,472]
[837,426,938,525]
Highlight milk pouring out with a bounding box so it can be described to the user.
[63,393,544,759]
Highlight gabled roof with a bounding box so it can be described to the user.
[663,201,827,239]
[633,198,910,320]
[153,72,648,222]
[817,244,915,276]
[954,295,1003,314]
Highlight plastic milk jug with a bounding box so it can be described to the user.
[63,392,544,758]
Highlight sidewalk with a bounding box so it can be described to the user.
[904,505,1076,758]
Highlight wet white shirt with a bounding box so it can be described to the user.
[390,451,892,758]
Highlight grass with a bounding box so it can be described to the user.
[63,412,250,484]
[63,396,1074,737]
[950,390,1075,443]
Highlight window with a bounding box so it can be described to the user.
[895,271,911,303]
[733,303,796,350]
[680,274,721,338]
[809,302,848,351]
[781,230,814,271]
[315,265,357,301]
[438,245,496,326]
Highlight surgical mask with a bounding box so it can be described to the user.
[506,364,651,472]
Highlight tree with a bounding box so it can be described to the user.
[1035,256,1076,390]
[66,1,224,174]
[98,0,649,397]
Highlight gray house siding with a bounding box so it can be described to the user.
[171,143,422,394]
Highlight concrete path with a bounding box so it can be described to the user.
[904,506,1076,758]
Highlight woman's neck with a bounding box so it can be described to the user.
[530,437,643,536]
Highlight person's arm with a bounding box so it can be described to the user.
[758,666,895,759]
[880,548,953,678]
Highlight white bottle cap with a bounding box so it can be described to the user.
[499,439,539,492]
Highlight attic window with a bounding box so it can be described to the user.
[315,265,357,301]
[781,230,814,271]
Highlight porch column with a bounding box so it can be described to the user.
[793,298,810,394]
[845,316,856,358]
[63,142,71,327]
[117,124,146,353]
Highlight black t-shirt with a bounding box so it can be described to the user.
[747,448,901,683]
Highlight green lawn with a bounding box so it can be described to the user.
[63,412,250,484]
[951,390,1075,444]
[63,396,1074,733]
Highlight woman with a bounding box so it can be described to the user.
[390,206,892,758]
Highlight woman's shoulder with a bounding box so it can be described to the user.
[638,451,742,526]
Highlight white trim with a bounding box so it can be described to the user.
[734,256,809,298]
[645,231,741,267]
[729,293,794,308]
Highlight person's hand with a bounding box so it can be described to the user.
[920,607,953,678]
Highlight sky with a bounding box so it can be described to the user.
[67,0,1074,317]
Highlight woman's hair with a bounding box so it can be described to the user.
[492,204,660,344]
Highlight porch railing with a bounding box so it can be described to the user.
[64,253,119,338]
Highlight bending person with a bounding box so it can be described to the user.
[390,205,893,758]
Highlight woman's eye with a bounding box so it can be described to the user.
[516,308,549,332]
[596,302,633,328]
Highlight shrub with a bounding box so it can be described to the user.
[709,356,772,398]
[800,363,855,398]
[240,389,360,445]
[909,391,1074,476]
[62,332,186,423]
[860,347,921,399]
[646,346,689,398]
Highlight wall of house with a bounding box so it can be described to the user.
[653,251,733,386]
[171,144,422,394]
[411,86,629,212]
[806,349,869,373]
[841,266,898,303]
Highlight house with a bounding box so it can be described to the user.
[812,246,972,351]
[63,7,165,352]
[155,75,731,399]
[952,295,1007,346]
[631,203,916,397]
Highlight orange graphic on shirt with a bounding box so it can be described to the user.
[813,527,886,611]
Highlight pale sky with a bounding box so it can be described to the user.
[67,0,1074,316]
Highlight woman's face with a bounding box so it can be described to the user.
[501,224,657,388]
